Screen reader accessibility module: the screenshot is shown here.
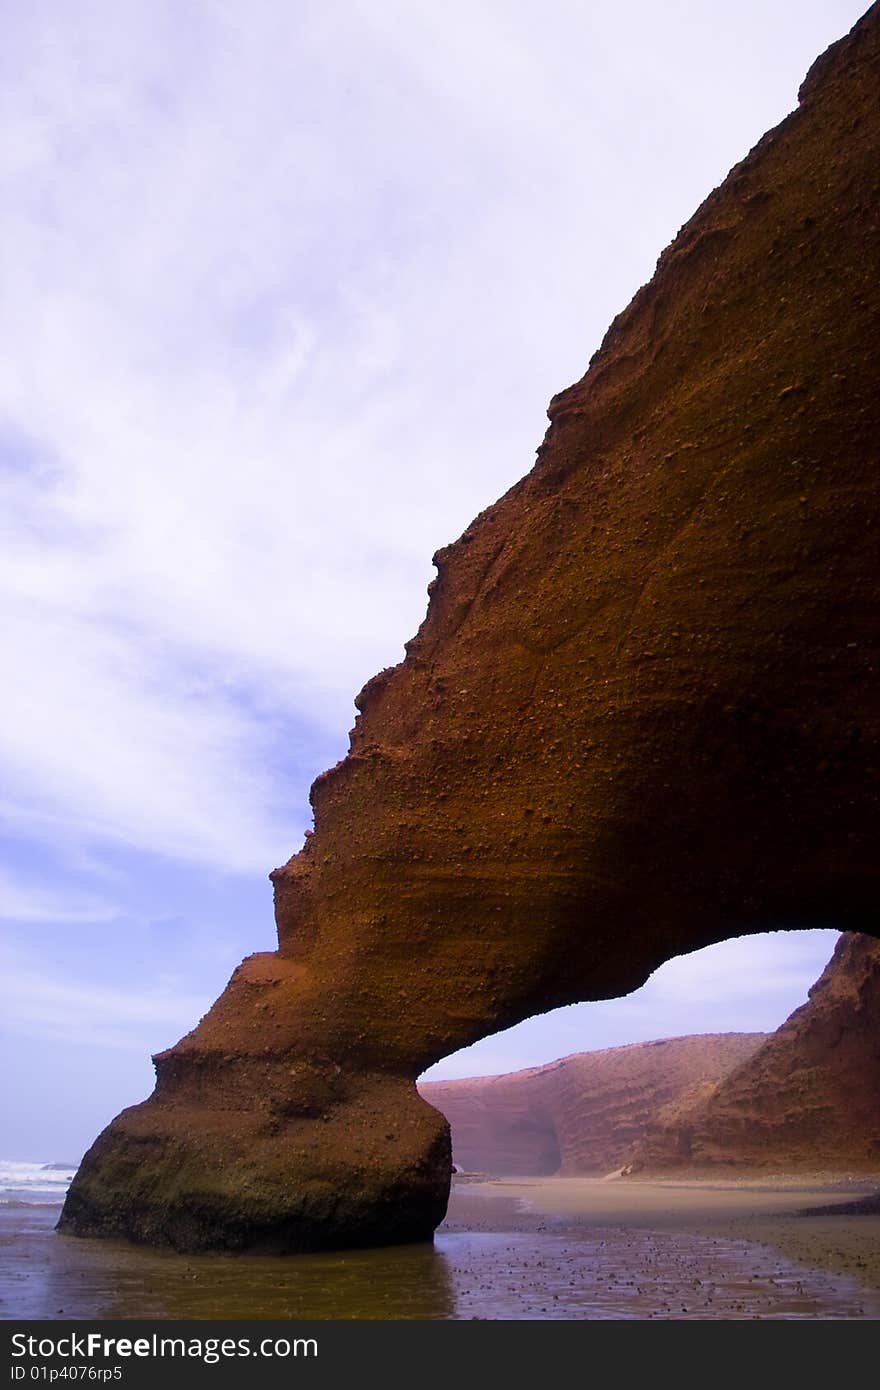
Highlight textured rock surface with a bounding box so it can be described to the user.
[631,935,880,1172]
[61,6,880,1251]
[419,1034,766,1175]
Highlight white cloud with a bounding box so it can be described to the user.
[636,931,840,1007]
[0,0,867,882]
[0,575,296,870]
[0,866,117,923]
[0,942,210,1052]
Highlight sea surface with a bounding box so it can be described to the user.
[0,1160,79,1207]
[2,1163,878,1320]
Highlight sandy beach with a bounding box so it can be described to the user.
[441,1173,880,1295]
[2,1173,878,1320]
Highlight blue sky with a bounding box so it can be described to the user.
[0,0,865,1161]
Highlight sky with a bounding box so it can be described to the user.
[0,0,868,1162]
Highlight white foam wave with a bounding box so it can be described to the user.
[0,1159,79,1206]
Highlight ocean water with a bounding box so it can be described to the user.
[0,1159,78,1206]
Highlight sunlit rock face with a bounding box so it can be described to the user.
[630,935,880,1173]
[61,5,880,1252]
[419,1034,767,1176]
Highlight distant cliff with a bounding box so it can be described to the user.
[630,934,880,1171]
[420,1033,765,1174]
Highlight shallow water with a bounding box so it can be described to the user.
[2,1207,877,1320]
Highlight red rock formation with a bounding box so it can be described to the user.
[420,1034,766,1175]
[631,935,880,1172]
[61,5,880,1251]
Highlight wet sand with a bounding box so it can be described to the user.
[442,1174,880,1294]
[1,1175,878,1320]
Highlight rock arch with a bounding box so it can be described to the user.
[61,4,880,1252]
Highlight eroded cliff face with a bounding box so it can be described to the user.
[419,1034,767,1176]
[61,5,880,1251]
[631,935,880,1172]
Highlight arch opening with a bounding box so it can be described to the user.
[419,929,880,1182]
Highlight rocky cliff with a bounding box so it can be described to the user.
[61,5,880,1251]
[630,934,880,1172]
[420,1034,766,1175]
